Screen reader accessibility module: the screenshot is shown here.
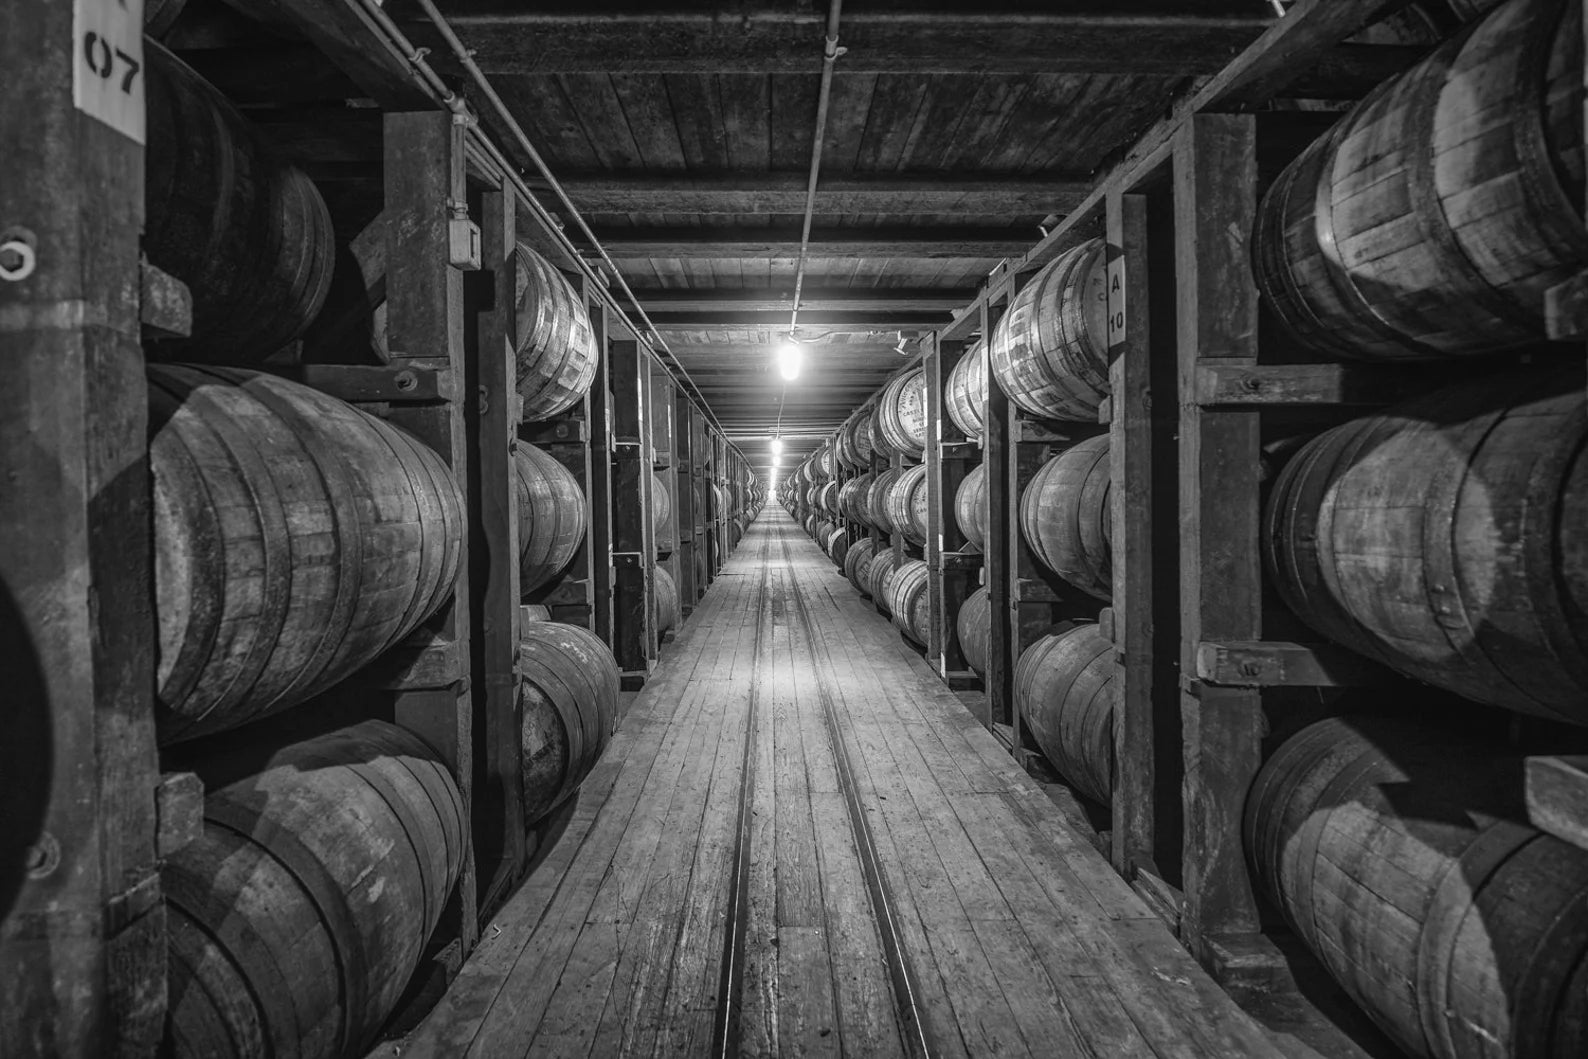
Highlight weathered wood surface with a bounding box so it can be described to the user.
[394,509,1281,1058]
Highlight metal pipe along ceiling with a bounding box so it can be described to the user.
[789,0,845,338]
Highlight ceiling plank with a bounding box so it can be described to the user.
[556,175,1088,216]
[588,226,1032,260]
[649,310,949,329]
[634,288,977,312]
[408,7,1274,76]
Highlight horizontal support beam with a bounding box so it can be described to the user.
[412,8,1272,75]
[1194,641,1396,688]
[634,288,977,313]
[650,310,948,330]
[588,226,1031,260]
[559,175,1087,216]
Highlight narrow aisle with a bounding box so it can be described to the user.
[391,510,1280,1059]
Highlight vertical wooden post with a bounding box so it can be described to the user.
[651,367,681,635]
[383,109,478,945]
[1107,184,1184,884]
[926,337,979,685]
[690,406,710,598]
[1174,114,1264,962]
[982,294,1015,730]
[608,339,655,687]
[1,5,163,1052]
[588,305,615,649]
[674,396,699,612]
[465,186,525,918]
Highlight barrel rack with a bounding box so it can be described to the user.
[0,2,756,1052]
[796,0,1588,1052]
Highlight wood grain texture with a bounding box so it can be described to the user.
[396,509,1278,1057]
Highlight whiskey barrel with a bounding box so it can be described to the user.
[1253,0,1587,360]
[653,473,675,553]
[1264,366,1588,723]
[144,42,333,363]
[519,621,620,824]
[867,468,904,532]
[517,444,587,595]
[819,480,840,516]
[1014,626,1115,805]
[816,443,836,479]
[515,245,600,420]
[957,465,988,551]
[164,721,466,1059]
[839,473,874,525]
[729,516,747,549]
[151,366,463,744]
[829,530,851,569]
[886,465,930,547]
[889,560,932,646]
[988,239,1111,422]
[876,369,930,459]
[656,566,680,636]
[845,539,879,595]
[1247,715,1588,1059]
[957,586,992,677]
[870,552,906,616]
[946,340,989,441]
[1020,436,1112,601]
[851,410,877,466]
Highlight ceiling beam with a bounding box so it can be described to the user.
[634,288,976,313]
[558,176,1087,216]
[649,310,950,330]
[408,6,1273,75]
[588,227,1031,260]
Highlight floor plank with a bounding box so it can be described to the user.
[389,509,1284,1059]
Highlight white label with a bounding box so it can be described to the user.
[73,0,146,144]
[1106,255,1126,346]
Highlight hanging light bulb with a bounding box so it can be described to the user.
[770,436,783,456]
[776,339,803,381]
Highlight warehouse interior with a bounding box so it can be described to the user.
[4,0,1587,1056]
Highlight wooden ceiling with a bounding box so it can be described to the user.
[166,0,1298,480]
[400,1,1284,478]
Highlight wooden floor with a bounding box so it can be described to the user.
[390,510,1284,1059]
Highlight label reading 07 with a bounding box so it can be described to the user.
[73,0,146,144]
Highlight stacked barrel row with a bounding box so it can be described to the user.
[1245,4,1588,1053]
[137,40,620,1059]
[985,3,1588,1057]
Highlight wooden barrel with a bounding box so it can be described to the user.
[889,559,932,646]
[876,369,930,459]
[1020,436,1112,601]
[957,465,988,551]
[816,444,836,479]
[514,245,600,420]
[653,472,674,552]
[845,539,879,594]
[946,340,989,440]
[869,552,905,615]
[522,604,553,622]
[839,473,874,525]
[1247,715,1588,1059]
[656,566,680,636]
[516,443,587,595]
[957,586,992,677]
[1015,626,1115,805]
[164,721,466,1059]
[852,410,877,466]
[886,465,930,547]
[820,480,840,515]
[144,42,333,363]
[150,365,464,744]
[730,517,746,548]
[1264,365,1588,723]
[830,531,850,569]
[519,621,619,824]
[867,468,904,532]
[1253,0,1587,360]
[987,239,1110,422]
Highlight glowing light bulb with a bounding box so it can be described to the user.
[770,437,783,455]
[776,340,803,381]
